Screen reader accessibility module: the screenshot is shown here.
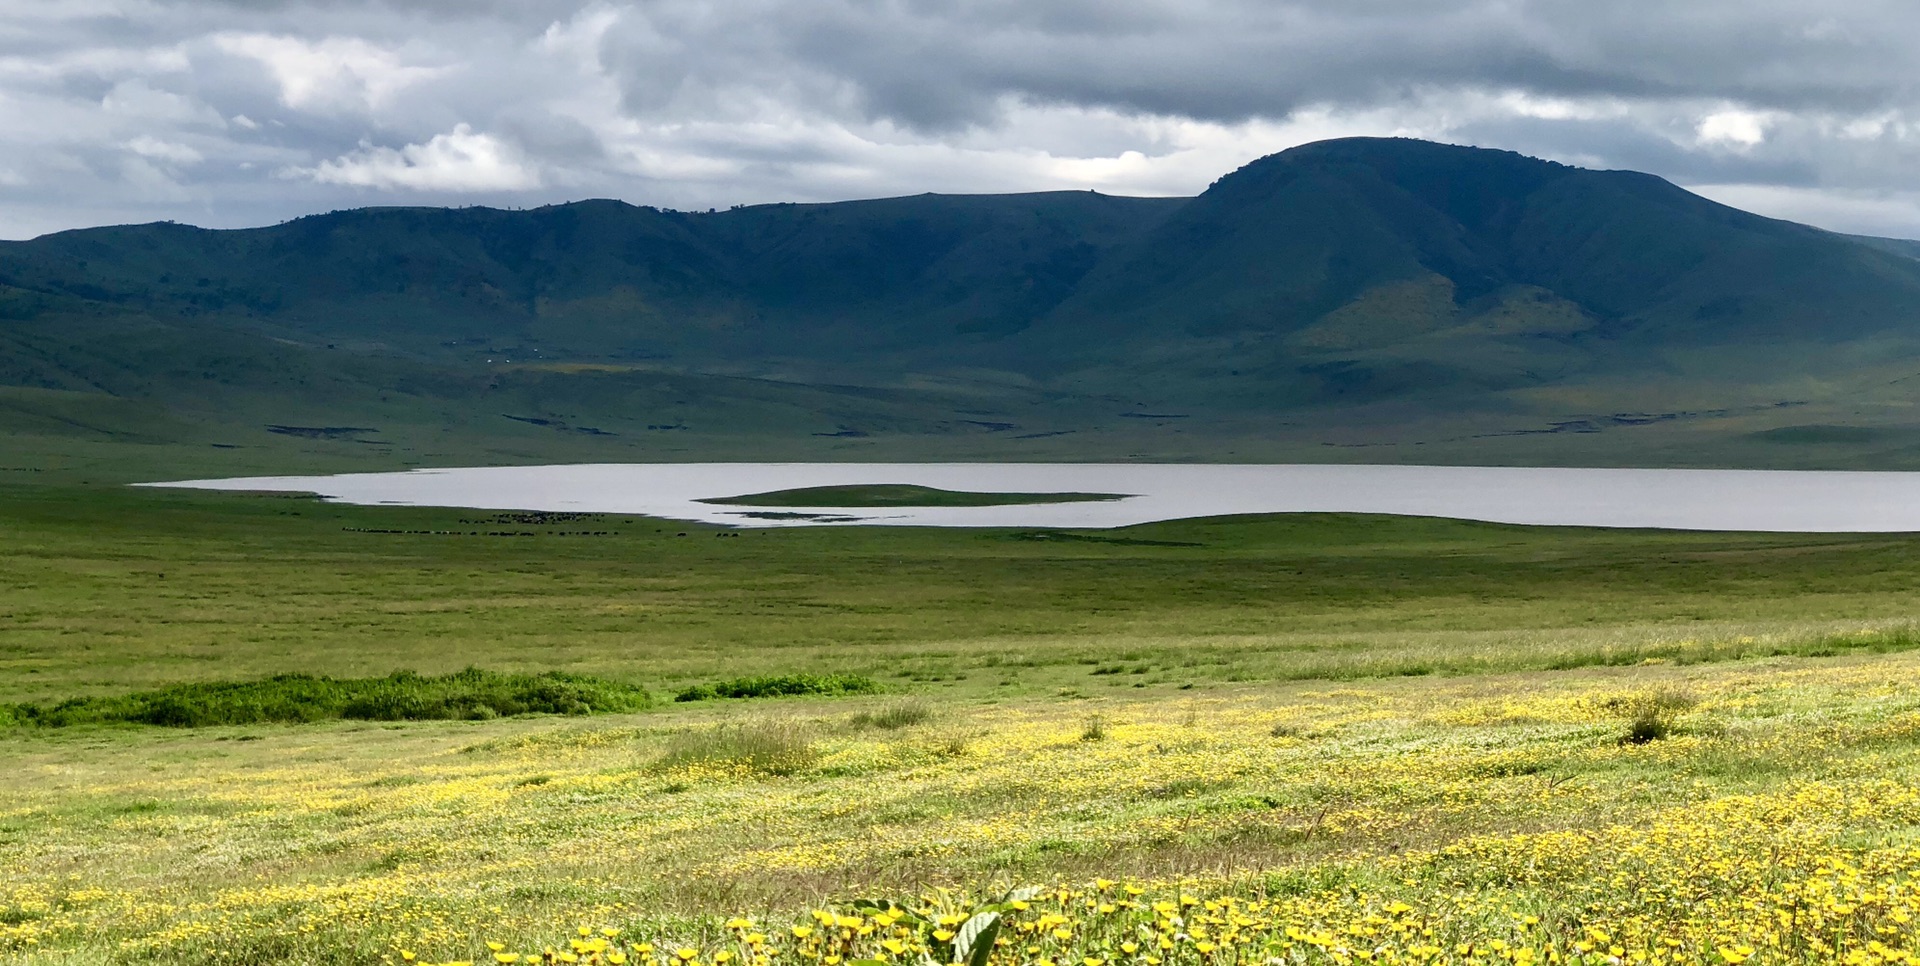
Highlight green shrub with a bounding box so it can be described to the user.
[8,668,652,728]
[674,673,880,702]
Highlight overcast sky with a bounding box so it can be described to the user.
[5,0,1920,240]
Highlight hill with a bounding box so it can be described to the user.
[1853,234,1920,261]
[7,137,1920,479]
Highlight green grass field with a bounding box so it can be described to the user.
[7,481,1920,704]
[7,480,1920,964]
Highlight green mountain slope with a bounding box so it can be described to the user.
[7,137,1920,478]
[0,192,1180,367]
[1853,235,1920,261]
[1035,139,1920,399]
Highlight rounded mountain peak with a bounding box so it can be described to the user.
[1196,137,1582,237]
[1216,135,1568,187]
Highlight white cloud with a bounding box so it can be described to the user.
[211,32,446,115]
[127,135,204,165]
[117,156,191,201]
[0,43,190,83]
[1481,91,1634,123]
[538,3,621,62]
[6,0,1920,240]
[299,124,542,191]
[100,79,225,127]
[1697,109,1772,148]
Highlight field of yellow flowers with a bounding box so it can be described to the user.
[8,647,1920,966]
[13,486,1920,965]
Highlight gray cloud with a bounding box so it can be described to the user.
[4,0,1920,239]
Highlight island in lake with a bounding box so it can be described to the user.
[697,483,1130,508]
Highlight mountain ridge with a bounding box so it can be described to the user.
[9,136,1920,478]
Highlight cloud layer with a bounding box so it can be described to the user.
[5,0,1920,239]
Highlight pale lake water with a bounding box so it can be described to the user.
[139,463,1920,532]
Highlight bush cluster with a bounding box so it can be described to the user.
[674,673,880,702]
[9,668,652,728]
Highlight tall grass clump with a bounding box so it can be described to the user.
[653,721,819,776]
[675,673,880,702]
[8,668,652,728]
[1612,686,1699,744]
[850,700,934,730]
[1081,714,1109,742]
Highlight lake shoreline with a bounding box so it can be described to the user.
[137,462,1920,533]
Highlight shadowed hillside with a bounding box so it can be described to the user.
[7,137,1920,478]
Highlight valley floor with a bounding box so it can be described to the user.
[3,483,1920,964]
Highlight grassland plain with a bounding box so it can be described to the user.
[7,481,1920,964]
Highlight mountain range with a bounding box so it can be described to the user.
[8,136,1920,480]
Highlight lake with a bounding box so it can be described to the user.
[139,463,1920,532]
